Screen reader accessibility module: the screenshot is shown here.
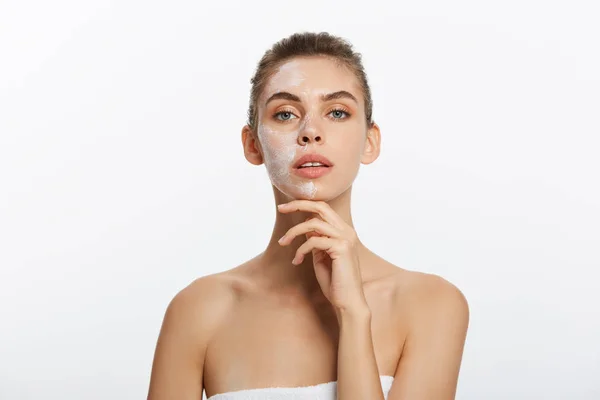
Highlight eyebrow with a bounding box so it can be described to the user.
[265,90,358,106]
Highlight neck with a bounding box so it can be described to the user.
[257,185,372,297]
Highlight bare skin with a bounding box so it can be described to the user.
[202,254,413,396]
[147,55,469,400]
[147,254,466,399]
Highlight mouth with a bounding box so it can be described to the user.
[292,164,332,179]
[291,153,333,179]
[297,164,330,169]
[292,154,333,169]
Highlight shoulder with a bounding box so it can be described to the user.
[384,269,469,398]
[148,272,240,399]
[382,265,469,329]
[408,271,468,308]
[397,269,469,336]
[161,272,240,340]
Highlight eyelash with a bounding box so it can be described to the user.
[273,107,352,122]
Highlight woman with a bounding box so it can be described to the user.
[147,31,469,400]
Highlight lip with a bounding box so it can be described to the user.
[291,153,333,179]
[292,165,332,179]
[293,153,334,169]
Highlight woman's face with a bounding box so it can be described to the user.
[254,56,379,201]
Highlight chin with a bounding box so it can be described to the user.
[279,182,350,203]
[270,169,357,202]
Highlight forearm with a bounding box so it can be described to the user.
[336,306,385,400]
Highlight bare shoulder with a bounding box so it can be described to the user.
[164,266,258,344]
[170,272,238,318]
[369,255,468,311]
[384,267,470,398]
[147,272,238,400]
[164,271,246,342]
[399,269,468,305]
[393,268,469,323]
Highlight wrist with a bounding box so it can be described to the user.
[336,302,372,325]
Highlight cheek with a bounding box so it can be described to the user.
[330,126,366,159]
[261,132,285,153]
[258,128,296,168]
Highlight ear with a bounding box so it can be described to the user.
[241,124,264,166]
[360,122,381,165]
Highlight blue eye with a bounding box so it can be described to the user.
[275,111,297,121]
[273,108,350,122]
[329,109,350,120]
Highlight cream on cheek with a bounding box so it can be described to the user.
[257,120,316,199]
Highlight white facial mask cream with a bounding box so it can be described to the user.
[257,121,316,199]
[257,61,343,199]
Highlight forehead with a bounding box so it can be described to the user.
[261,56,363,102]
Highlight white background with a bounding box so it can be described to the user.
[1,1,599,399]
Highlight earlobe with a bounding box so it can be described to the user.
[361,122,381,165]
[241,125,264,166]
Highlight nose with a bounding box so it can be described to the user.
[297,118,324,145]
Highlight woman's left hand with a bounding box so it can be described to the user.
[277,200,370,317]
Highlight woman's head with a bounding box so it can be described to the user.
[242,32,381,201]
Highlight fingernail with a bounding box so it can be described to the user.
[278,235,286,244]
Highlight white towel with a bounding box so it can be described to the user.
[206,375,394,400]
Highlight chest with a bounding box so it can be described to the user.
[203,283,405,397]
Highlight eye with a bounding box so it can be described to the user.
[329,108,350,120]
[274,110,297,121]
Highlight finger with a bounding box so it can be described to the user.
[279,218,340,245]
[292,236,336,265]
[278,200,345,228]
[304,216,321,240]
